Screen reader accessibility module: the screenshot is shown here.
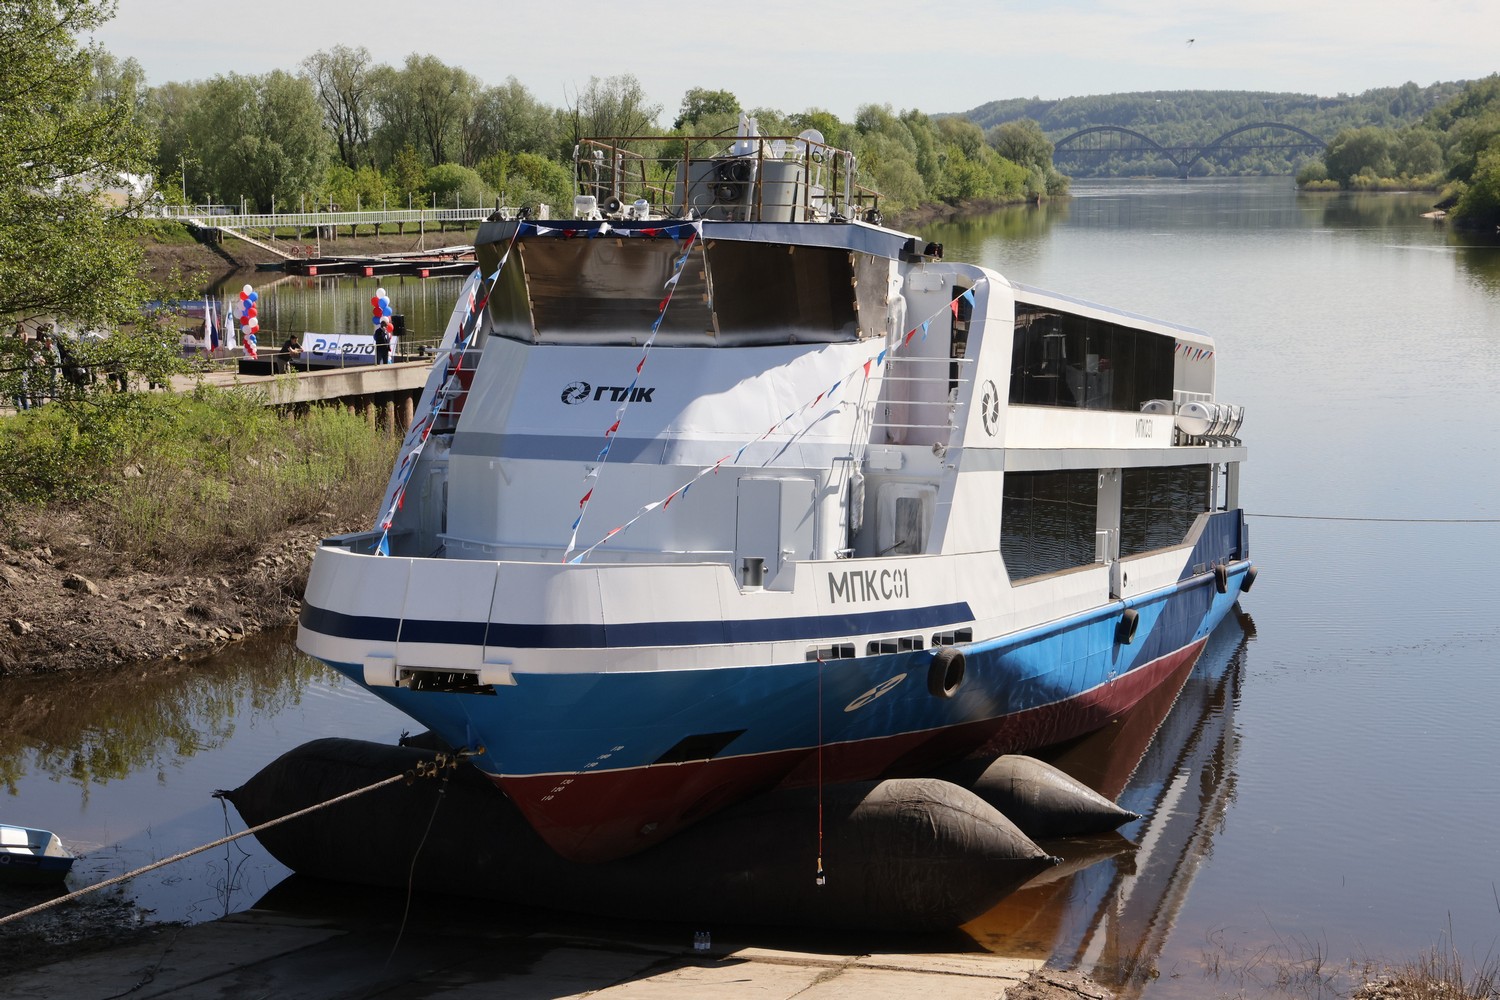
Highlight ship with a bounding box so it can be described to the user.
[296,123,1255,863]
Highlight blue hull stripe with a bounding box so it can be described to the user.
[300,600,976,650]
[313,564,1250,777]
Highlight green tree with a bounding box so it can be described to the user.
[466,78,560,161]
[424,163,493,209]
[1393,127,1443,178]
[302,45,375,169]
[567,74,662,141]
[386,144,428,208]
[0,0,155,330]
[320,163,389,213]
[1,2,183,431]
[1322,127,1395,187]
[987,118,1054,173]
[1454,146,1500,230]
[152,72,327,210]
[410,55,479,166]
[368,63,418,167]
[674,87,739,130]
[1443,110,1500,185]
[477,151,573,215]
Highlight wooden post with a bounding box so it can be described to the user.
[399,392,415,432]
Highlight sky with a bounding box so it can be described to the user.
[92,0,1498,120]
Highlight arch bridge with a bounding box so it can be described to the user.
[1052,123,1326,177]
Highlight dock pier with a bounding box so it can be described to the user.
[175,359,433,433]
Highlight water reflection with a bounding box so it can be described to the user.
[919,198,1070,244]
[201,272,468,347]
[1297,189,1439,230]
[0,635,323,794]
[1,632,407,926]
[1453,234,1500,297]
[964,611,1251,998]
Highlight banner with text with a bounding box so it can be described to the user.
[304,332,377,366]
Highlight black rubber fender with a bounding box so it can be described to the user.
[1116,607,1139,645]
[928,647,966,698]
[1241,565,1258,592]
[1214,563,1228,594]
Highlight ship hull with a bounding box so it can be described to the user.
[307,560,1248,862]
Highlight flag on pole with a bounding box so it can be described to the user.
[222,301,237,350]
[205,297,221,352]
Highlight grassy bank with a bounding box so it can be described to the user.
[1,387,395,571]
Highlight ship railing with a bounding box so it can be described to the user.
[427,345,481,426]
[573,135,881,224]
[870,356,973,435]
[442,533,734,564]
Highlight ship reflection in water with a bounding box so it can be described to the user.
[964,608,1251,997]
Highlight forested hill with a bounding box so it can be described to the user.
[959,82,1468,176]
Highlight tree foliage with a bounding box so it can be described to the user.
[566,74,662,143]
[0,0,154,328]
[674,88,739,130]
[1285,75,1500,227]
[1323,127,1396,186]
[964,83,1467,178]
[0,0,186,421]
[302,45,375,170]
[154,71,327,210]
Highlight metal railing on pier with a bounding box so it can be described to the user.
[153,206,508,231]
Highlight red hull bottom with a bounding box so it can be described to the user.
[496,640,1206,862]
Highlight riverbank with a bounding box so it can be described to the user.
[0,508,330,676]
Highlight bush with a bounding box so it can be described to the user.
[1,388,396,569]
[424,163,495,211]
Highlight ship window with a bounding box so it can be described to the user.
[931,628,973,646]
[1119,465,1211,556]
[866,635,924,655]
[1010,303,1174,411]
[707,242,872,342]
[1002,469,1100,581]
[484,233,874,346]
[807,643,856,661]
[500,237,714,344]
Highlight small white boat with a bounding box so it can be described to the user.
[0,823,75,884]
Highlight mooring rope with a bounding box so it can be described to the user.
[0,752,468,928]
[1247,513,1500,523]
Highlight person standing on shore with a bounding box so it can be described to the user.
[373,318,391,365]
[34,328,61,405]
[276,335,302,374]
[8,323,29,411]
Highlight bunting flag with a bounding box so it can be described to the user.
[562,279,991,564]
[373,222,528,553]
[565,224,702,562]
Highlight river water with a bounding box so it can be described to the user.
[5,179,1500,997]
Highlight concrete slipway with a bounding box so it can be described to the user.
[0,905,1047,999]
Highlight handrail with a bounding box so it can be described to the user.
[152,206,506,230]
[574,134,879,223]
